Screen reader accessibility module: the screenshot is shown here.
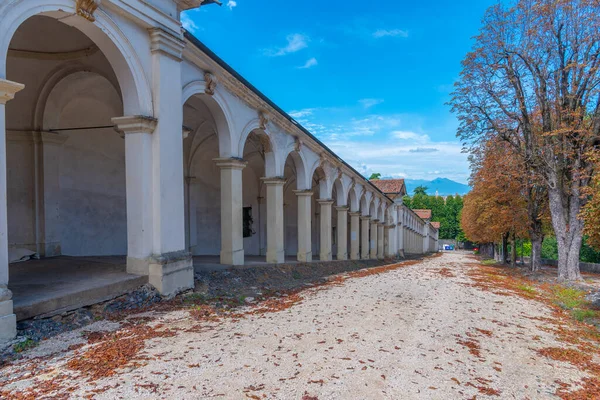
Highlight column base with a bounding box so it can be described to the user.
[0,289,16,343]
[320,251,332,262]
[337,253,348,261]
[267,249,285,264]
[128,251,194,296]
[297,251,312,262]
[221,248,244,266]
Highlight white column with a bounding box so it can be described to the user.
[360,216,370,260]
[423,224,429,254]
[263,178,285,264]
[318,199,333,261]
[397,209,404,256]
[384,224,395,258]
[377,222,385,259]
[0,79,24,342]
[113,116,157,275]
[370,219,379,259]
[336,206,348,260]
[214,158,246,265]
[349,212,361,260]
[294,190,312,262]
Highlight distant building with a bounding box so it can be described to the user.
[370,178,407,202]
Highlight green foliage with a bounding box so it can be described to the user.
[481,259,497,265]
[553,286,586,310]
[541,236,559,260]
[571,309,596,322]
[403,193,464,240]
[369,173,381,180]
[14,338,37,353]
[516,284,536,294]
[413,185,428,195]
[539,236,600,262]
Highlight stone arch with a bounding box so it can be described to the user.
[284,148,309,190]
[182,80,234,158]
[0,0,151,115]
[34,62,120,131]
[360,191,373,216]
[239,119,277,177]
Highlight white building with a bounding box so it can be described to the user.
[0,0,436,342]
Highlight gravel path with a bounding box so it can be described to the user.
[0,252,591,399]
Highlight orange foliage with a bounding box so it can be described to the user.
[461,139,529,243]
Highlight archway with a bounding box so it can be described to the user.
[3,12,144,321]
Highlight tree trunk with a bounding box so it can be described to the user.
[510,233,516,267]
[501,234,508,264]
[548,185,583,281]
[530,233,543,272]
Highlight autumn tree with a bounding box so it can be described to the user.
[450,0,600,280]
[462,140,531,266]
[582,151,600,250]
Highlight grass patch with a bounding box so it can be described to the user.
[481,259,497,266]
[13,338,37,353]
[517,284,537,294]
[292,270,302,280]
[572,309,596,322]
[184,292,208,304]
[553,286,587,310]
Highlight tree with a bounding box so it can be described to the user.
[461,139,534,266]
[369,173,381,180]
[450,0,600,280]
[413,185,428,196]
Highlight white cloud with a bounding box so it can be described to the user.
[226,0,237,10]
[181,12,199,33]
[373,29,409,38]
[359,98,384,109]
[298,57,318,69]
[288,108,316,118]
[264,34,309,57]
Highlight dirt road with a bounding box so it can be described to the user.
[1,252,597,399]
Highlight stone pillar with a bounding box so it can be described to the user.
[377,222,385,259]
[0,79,24,342]
[335,206,348,260]
[294,190,312,262]
[370,219,379,259]
[318,199,333,261]
[423,224,429,254]
[384,224,395,258]
[215,158,246,265]
[360,216,370,260]
[349,212,361,260]
[263,178,285,264]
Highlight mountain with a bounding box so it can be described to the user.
[404,178,471,196]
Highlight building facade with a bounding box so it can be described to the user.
[0,0,436,342]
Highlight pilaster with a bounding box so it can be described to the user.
[377,222,385,260]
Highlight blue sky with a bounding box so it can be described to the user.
[182,0,498,184]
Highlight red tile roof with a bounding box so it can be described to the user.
[370,178,406,195]
[430,221,441,229]
[414,209,432,220]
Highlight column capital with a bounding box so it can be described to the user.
[214,157,247,170]
[0,79,25,105]
[293,189,314,197]
[360,215,371,220]
[371,219,380,224]
[335,205,349,212]
[112,115,157,135]
[317,199,334,205]
[385,224,396,228]
[377,222,385,226]
[261,177,286,185]
[349,211,362,217]
[149,28,185,61]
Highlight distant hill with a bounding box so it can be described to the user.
[404,178,471,196]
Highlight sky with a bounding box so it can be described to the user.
[182,0,498,184]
